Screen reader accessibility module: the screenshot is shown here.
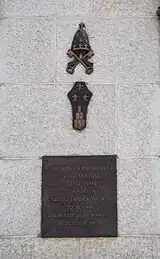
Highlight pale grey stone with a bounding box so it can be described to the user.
[153,158,160,234]
[0,19,55,84]
[118,84,160,157]
[0,237,154,259]
[153,237,160,259]
[150,83,160,157]
[0,22,5,83]
[56,18,158,84]
[1,0,91,16]
[0,160,41,235]
[118,159,153,235]
[0,238,35,259]
[92,0,159,16]
[0,83,116,157]
[0,238,80,259]
[80,237,153,259]
[34,238,80,259]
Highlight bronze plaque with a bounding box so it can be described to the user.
[41,156,117,238]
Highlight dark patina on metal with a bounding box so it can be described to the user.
[41,155,117,238]
[156,6,160,19]
[66,23,94,75]
[67,81,92,131]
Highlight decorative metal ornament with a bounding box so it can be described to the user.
[67,82,92,131]
[66,23,94,75]
[156,6,160,19]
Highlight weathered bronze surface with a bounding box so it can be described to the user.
[41,155,117,238]
[66,23,94,75]
[67,82,92,131]
[156,6,160,19]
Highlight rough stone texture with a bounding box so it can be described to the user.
[118,84,160,157]
[153,158,160,234]
[92,0,159,16]
[1,0,91,17]
[151,83,160,158]
[80,237,153,259]
[153,237,160,259]
[56,18,159,84]
[0,84,116,157]
[0,0,159,257]
[0,160,41,235]
[35,238,80,259]
[0,18,55,84]
[0,22,4,83]
[0,238,80,259]
[118,159,153,235]
[0,237,154,259]
[0,239,35,259]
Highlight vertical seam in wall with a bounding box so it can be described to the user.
[151,147,157,256]
[78,238,81,259]
[152,235,154,259]
[91,0,93,15]
[115,84,119,156]
[150,83,155,243]
[151,83,153,239]
[158,21,160,84]
[151,157,155,259]
[1,16,5,85]
[54,16,57,84]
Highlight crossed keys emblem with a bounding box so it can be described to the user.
[66,23,94,75]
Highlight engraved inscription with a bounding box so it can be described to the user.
[41,156,117,238]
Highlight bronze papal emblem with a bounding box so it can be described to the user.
[67,82,92,131]
[66,23,94,75]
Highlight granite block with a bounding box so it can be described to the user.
[118,159,153,235]
[0,238,80,259]
[118,84,160,157]
[0,237,154,259]
[80,237,153,259]
[153,237,160,259]
[56,18,158,84]
[0,239,35,259]
[0,160,41,235]
[150,83,160,157]
[92,0,159,16]
[1,18,55,83]
[153,158,160,234]
[0,21,5,83]
[1,0,91,16]
[0,83,116,157]
[34,238,80,259]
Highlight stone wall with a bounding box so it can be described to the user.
[0,0,160,258]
